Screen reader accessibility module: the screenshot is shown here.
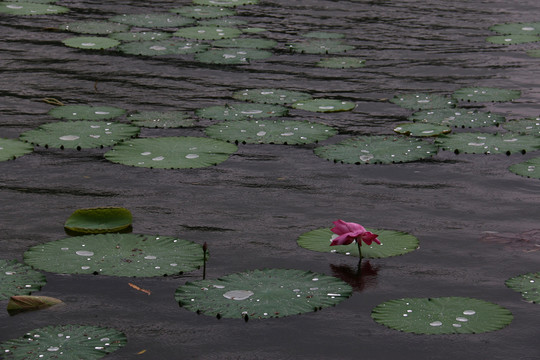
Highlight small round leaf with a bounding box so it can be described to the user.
[0,259,46,300]
[505,272,540,303]
[509,157,540,179]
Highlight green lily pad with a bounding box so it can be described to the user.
[390,93,457,110]
[205,119,337,144]
[0,259,46,301]
[64,207,133,234]
[527,49,540,57]
[192,0,259,7]
[19,121,140,149]
[175,268,352,319]
[408,108,505,128]
[314,135,438,164]
[212,38,277,49]
[501,118,540,135]
[297,228,419,258]
[232,88,312,105]
[48,105,126,120]
[199,18,248,27]
[105,136,237,169]
[505,272,540,303]
[109,13,194,28]
[60,21,129,35]
[452,87,521,102]
[291,99,355,113]
[435,132,539,154]
[372,297,513,334]
[0,2,69,15]
[0,324,126,359]
[118,40,208,56]
[486,35,540,45]
[24,233,205,277]
[393,123,451,137]
[174,26,241,40]
[316,57,366,68]
[304,31,345,39]
[196,103,288,120]
[195,48,272,64]
[288,39,354,54]
[0,138,34,161]
[489,22,540,35]
[128,111,195,128]
[7,295,63,315]
[509,157,540,179]
[109,31,172,42]
[62,36,120,50]
[170,5,235,19]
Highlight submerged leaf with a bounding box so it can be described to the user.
[316,57,365,68]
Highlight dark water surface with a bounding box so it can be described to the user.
[1,0,540,359]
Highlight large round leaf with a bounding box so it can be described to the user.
[194,48,272,64]
[170,5,235,19]
[393,123,451,137]
[0,324,126,359]
[408,108,504,128]
[297,228,419,258]
[205,119,337,145]
[173,26,241,40]
[24,233,205,277]
[509,157,540,179]
[0,138,34,161]
[452,87,521,102]
[109,13,194,28]
[505,272,540,303]
[232,88,312,105]
[105,136,237,169]
[64,207,133,234]
[118,40,208,56]
[192,0,259,7]
[435,132,539,154]
[501,118,540,135]
[128,111,195,128]
[0,259,46,300]
[390,93,456,110]
[48,105,125,120]
[175,268,352,319]
[19,121,140,149]
[371,297,513,334]
[315,136,438,164]
[62,36,120,50]
[196,103,288,120]
[0,2,69,15]
[291,99,355,113]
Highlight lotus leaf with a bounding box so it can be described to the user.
[212,38,277,49]
[109,31,172,42]
[0,2,69,15]
[288,39,354,54]
[390,93,456,110]
[62,36,120,50]
[408,108,504,128]
[109,13,194,28]
[508,157,540,179]
[170,5,235,19]
[489,22,540,35]
[291,99,355,113]
[195,48,272,64]
[393,123,451,137]
[118,40,208,56]
[486,35,540,45]
[501,118,540,135]
[505,272,540,303]
[0,138,34,161]
[48,104,126,120]
[435,132,539,154]
[128,111,195,128]
[232,88,312,105]
[0,259,46,300]
[60,21,129,34]
[452,87,521,102]
[196,103,288,120]
[64,207,133,234]
[193,0,259,7]
[174,26,241,40]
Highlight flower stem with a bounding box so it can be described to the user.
[357,241,362,262]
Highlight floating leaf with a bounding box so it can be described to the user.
[315,135,438,164]
[0,324,126,358]
[486,35,540,45]
[64,207,133,235]
[192,0,259,7]
[205,119,337,144]
[489,22,540,35]
[109,13,194,28]
[452,87,521,102]
[435,132,539,154]
[174,26,241,40]
[0,259,46,300]
[105,136,237,169]
[199,18,247,26]
[175,268,352,319]
[109,31,172,42]
[24,233,205,277]
[7,295,63,315]
[501,118,540,135]
[0,2,69,15]
[48,104,125,120]
[60,20,129,35]
[304,31,345,39]
[195,48,272,64]
[316,57,365,68]
[372,297,513,334]
[393,123,451,137]
[196,103,288,120]
[390,93,456,110]
[288,39,354,54]
[408,108,504,128]
[509,157,540,179]
[212,38,276,49]
[128,111,195,128]
[291,99,355,113]
[527,49,540,57]
[297,228,419,258]
[170,5,235,18]
[19,121,140,149]
[118,40,208,56]
[232,88,312,105]
[505,272,540,303]
[0,138,34,161]
[62,36,120,50]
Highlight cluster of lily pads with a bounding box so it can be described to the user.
[487,21,540,58]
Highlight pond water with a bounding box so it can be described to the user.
[1,0,539,359]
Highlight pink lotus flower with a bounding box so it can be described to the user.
[330,220,381,246]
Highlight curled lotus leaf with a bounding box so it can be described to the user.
[7,295,63,315]
[64,207,133,234]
